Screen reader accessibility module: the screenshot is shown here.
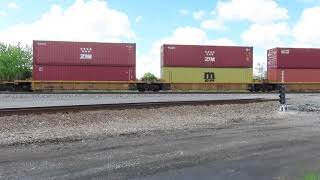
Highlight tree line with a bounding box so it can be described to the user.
[0,43,32,81]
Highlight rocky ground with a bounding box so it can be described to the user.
[0,93,319,179]
[0,101,276,146]
[0,93,319,147]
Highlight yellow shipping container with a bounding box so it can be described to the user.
[161,67,253,83]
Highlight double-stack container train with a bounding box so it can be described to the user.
[161,44,253,91]
[249,47,320,92]
[267,47,320,82]
[1,40,320,92]
[32,40,136,91]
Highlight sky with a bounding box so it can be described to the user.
[1,0,320,77]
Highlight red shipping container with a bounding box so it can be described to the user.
[161,44,253,68]
[268,69,320,82]
[33,65,136,81]
[268,47,320,69]
[33,40,136,66]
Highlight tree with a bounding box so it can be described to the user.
[0,43,32,81]
[141,72,158,82]
[254,62,267,80]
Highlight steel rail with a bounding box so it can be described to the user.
[1,91,319,94]
[0,98,277,116]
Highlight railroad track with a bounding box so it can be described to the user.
[0,98,277,116]
[0,91,265,94]
[1,91,319,95]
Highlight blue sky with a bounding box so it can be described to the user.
[1,0,320,77]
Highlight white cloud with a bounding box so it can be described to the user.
[137,27,234,78]
[207,38,235,46]
[242,22,291,74]
[156,27,208,45]
[8,2,19,9]
[216,0,289,23]
[0,11,7,17]
[135,16,143,23]
[242,22,291,48]
[193,10,205,20]
[201,19,224,30]
[0,0,135,45]
[137,27,207,78]
[293,7,320,47]
[199,0,288,32]
[179,9,189,16]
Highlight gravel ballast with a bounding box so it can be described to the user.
[0,101,278,146]
[1,93,319,147]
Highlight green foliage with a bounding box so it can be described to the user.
[304,172,320,180]
[141,72,158,82]
[0,43,32,81]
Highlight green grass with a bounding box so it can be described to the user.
[303,172,320,180]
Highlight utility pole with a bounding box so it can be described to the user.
[279,85,287,111]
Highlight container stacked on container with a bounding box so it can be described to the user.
[33,41,136,81]
[267,48,320,82]
[161,44,253,83]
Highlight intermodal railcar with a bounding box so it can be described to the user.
[1,41,320,92]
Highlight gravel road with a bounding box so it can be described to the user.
[0,93,319,179]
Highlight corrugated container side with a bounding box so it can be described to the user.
[268,47,320,69]
[162,44,253,68]
[33,40,136,66]
[268,69,320,82]
[267,68,278,82]
[161,67,253,83]
[32,81,131,91]
[168,83,249,91]
[267,48,278,69]
[33,65,136,81]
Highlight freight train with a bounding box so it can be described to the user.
[1,40,320,92]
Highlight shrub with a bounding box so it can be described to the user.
[0,43,32,81]
[141,72,158,82]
